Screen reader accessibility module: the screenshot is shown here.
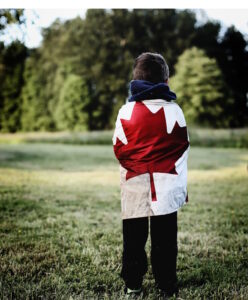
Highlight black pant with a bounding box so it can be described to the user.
[120,212,178,290]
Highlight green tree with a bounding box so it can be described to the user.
[170,47,234,128]
[0,41,27,132]
[21,49,54,131]
[193,21,221,59]
[0,10,27,132]
[21,17,87,131]
[79,10,124,130]
[55,74,90,130]
[217,26,248,127]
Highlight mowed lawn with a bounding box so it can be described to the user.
[0,143,247,299]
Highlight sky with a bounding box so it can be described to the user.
[1,9,247,48]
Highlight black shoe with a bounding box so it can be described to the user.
[159,288,178,300]
[158,288,178,299]
[156,283,179,299]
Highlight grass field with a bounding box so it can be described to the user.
[0,143,247,299]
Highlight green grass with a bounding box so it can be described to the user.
[0,127,248,148]
[0,143,247,299]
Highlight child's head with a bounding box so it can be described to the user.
[132,52,169,84]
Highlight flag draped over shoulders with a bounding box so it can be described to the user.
[113,81,190,219]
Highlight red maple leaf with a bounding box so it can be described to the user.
[114,102,189,201]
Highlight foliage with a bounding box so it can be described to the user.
[0,41,27,132]
[218,26,248,127]
[19,9,201,131]
[170,47,234,127]
[55,74,90,130]
[1,9,248,132]
[21,18,86,131]
[21,49,54,131]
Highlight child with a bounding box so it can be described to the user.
[112,52,190,297]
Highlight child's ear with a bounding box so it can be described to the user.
[165,78,169,84]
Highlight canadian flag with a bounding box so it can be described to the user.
[113,99,190,219]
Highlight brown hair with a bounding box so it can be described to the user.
[132,52,169,83]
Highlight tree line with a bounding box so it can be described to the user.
[0,9,248,132]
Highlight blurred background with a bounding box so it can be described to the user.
[0,9,248,135]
